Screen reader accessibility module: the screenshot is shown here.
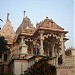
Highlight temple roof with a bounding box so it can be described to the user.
[16,16,68,38]
[16,16,35,35]
[36,17,65,32]
[0,16,15,44]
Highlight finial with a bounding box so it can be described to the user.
[24,11,26,18]
[0,19,3,22]
[7,13,9,20]
[46,16,48,19]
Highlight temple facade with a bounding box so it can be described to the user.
[0,13,75,75]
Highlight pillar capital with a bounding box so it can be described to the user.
[39,30,44,34]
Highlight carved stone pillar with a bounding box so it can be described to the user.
[51,38,56,65]
[52,42,55,57]
[55,50,59,66]
[2,53,4,62]
[52,46,55,57]
[40,31,44,55]
[60,33,65,62]
[52,44,55,65]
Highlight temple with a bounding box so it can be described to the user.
[0,13,75,75]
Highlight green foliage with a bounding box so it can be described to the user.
[24,56,56,75]
[0,35,9,54]
[3,73,11,75]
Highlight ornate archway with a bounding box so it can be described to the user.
[43,33,61,58]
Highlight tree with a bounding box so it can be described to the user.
[24,56,56,75]
[0,35,9,56]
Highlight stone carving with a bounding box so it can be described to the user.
[36,17,64,31]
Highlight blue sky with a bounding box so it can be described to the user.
[0,0,74,48]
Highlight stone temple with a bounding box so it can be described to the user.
[0,13,75,75]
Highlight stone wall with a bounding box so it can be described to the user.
[14,58,35,75]
[56,66,73,75]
